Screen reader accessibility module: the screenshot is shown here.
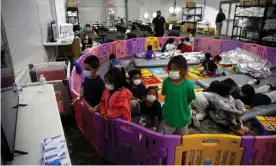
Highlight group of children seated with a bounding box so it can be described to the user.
[72,49,276,136]
[143,34,195,60]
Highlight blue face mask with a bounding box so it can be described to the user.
[83,70,92,77]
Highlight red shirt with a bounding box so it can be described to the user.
[181,43,193,53]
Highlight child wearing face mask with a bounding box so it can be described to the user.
[72,56,105,112]
[127,69,147,116]
[139,86,163,132]
[162,55,196,135]
[99,67,132,121]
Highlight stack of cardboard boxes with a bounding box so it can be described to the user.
[67,0,79,7]
[186,1,195,7]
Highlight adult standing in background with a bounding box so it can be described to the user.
[215,8,226,39]
[152,11,166,37]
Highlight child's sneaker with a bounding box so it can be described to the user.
[191,116,200,128]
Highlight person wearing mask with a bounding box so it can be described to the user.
[215,8,226,39]
[152,11,166,37]
[71,56,105,112]
[81,33,93,51]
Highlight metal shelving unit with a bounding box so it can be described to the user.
[66,7,80,33]
[182,6,202,32]
[231,3,276,47]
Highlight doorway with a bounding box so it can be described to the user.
[220,1,238,36]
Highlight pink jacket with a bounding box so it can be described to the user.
[99,87,132,122]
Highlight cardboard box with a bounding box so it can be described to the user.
[180,25,188,33]
[67,1,79,7]
[186,1,195,7]
[186,23,195,29]
[203,28,215,35]
[239,0,245,6]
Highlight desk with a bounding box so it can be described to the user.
[43,36,74,46]
[8,85,71,165]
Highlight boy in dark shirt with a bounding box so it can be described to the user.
[127,69,147,100]
[73,56,105,112]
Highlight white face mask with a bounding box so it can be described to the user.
[147,95,156,103]
[105,84,114,91]
[169,71,180,80]
[133,79,141,85]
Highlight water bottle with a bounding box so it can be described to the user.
[39,75,46,93]
[18,85,24,101]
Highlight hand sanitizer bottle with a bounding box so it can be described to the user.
[39,75,46,93]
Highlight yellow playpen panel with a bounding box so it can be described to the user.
[145,37,159,51]
[174,134,244,165]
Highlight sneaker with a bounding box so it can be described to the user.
[191,116,200,128]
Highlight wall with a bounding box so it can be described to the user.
[203,0,221,27]
[79,0,125,26]
[1,0,53,81]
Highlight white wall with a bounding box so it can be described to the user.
[203,0,221,27]
[2,0,53,78]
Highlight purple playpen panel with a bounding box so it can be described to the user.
[265,47,276,64]
[98,44,111,58]
[137,38,146,53]
[243,43,267,58]
[94,113,107,158]
[252,135,276,165]
[112,119,166,165]
[221,40,244,53]
[241,136,255,165]
[162,135,181,165]
[194,37,201,52]
[113,40,127,59]
[126,39,138,56]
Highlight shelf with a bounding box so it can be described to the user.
[233,25,276,32]
[235,16,263,18]
[183,7,202,9]
[183,14,202,16]
[237,5,266,7]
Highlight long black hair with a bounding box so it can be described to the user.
[104,67,126,93]
[205,80,220,93]
[161,38,175,52]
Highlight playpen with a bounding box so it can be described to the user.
[70,37,276,165]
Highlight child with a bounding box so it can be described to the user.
[214,81,248,135]
[72,56,105,112]
[161,38,176,52]
[99,67,132,121]
[201,55,224,76]
[201,53,212,69]
[189,32,195,50]
[144,45,156,59]
[133,86,163,132]
[162,55,196,135]
[239,83,276,108]
[109,53,122,69]
[190,91,217,127]
[180,37,193,53]
[127,69,147,100]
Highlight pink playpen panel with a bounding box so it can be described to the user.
[194,37,201,52]
[98,43,113,58]
[265,47,276,64]
[221,40,244,53]
[70,67,83,95]
[87,47,99,57]
[243,43,267,58]
[36,70,66,81]
[113,40,127,59]
[158,37,164,48]
[200,38,222,56]
[252,136,276,165]
[70,89,84,133]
